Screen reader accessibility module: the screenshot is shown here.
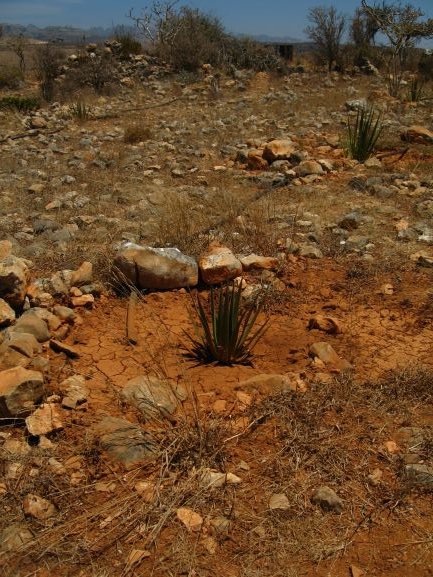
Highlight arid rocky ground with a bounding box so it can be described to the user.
[1,52,433,577]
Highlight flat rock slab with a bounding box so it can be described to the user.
[114,244,198,290]
[0,366,44,418]
[94,417,158,469]
[122,376,187,421]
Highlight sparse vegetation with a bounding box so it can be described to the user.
[305,5,346,71]
[186,280,270,365]
[0,65,23,89]
[33,42,64,101]
[129,1,283,72]
[69,100,91,120]
[0,95,40,112]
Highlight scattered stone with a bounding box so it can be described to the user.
[71,294,95,308]
[50,339,80,358]
[405,464,433,485]
[25,403,64,436]
[114,243,198,290]
[30,117,47,129]
[269,493,290,510]
[240,254,279,271]
[23,493,56,520]
[48,458,67,475]
[411,251,433,267]
[0,298,15,327]
[311,486,343,513]
[383,440,400,454]
[121,376,186,420]
[308,315,343,334]
[176,507,203,532]
[70,261,93,287]
[247,149,268,170]
[262,139,295,163]
[0,523,33,552]
[350,565,364,577]
[239,373,307,394]
[298,244,323,259]
[201,468,242,488]
[13,312,50,342]
[93,417,157,469]
[295,160,323,177]
[0,366,44,418]
[309,342,352,371]
[367,468,383,486]
[59,374,88,409]
[199,244,243,284]
[134,481,156,502]
[0,255,30,309]
[401,125,433,144]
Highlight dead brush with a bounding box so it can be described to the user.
[375,364,433,406]
[123,123,153,144]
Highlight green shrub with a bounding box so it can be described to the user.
[347,105,383,162]
[0,95,40,112]
[186,280,270,365]
[0,66,24,89]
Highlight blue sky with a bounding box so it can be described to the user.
[1,0,433,40]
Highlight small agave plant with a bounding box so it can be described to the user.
[347,105,383,163]
[185,280,270,366]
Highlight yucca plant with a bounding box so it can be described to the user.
[407,76,425,102]
[186,281,270,365]
[347,105,383,163]
[69,100,91,120]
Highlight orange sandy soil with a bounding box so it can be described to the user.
[3,257,432,577]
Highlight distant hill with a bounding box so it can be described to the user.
[0,24,308,46]
[0,23,129,43]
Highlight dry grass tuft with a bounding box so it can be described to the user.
[123,124,153,144]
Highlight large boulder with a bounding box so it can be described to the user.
[114,244,198,290]
[0,366,44,418]
[0,255,30,310]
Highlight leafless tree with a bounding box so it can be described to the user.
[128,1,182,47]
[361,1,433,95]
[8,34,27,75]
[305,6,346,72]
